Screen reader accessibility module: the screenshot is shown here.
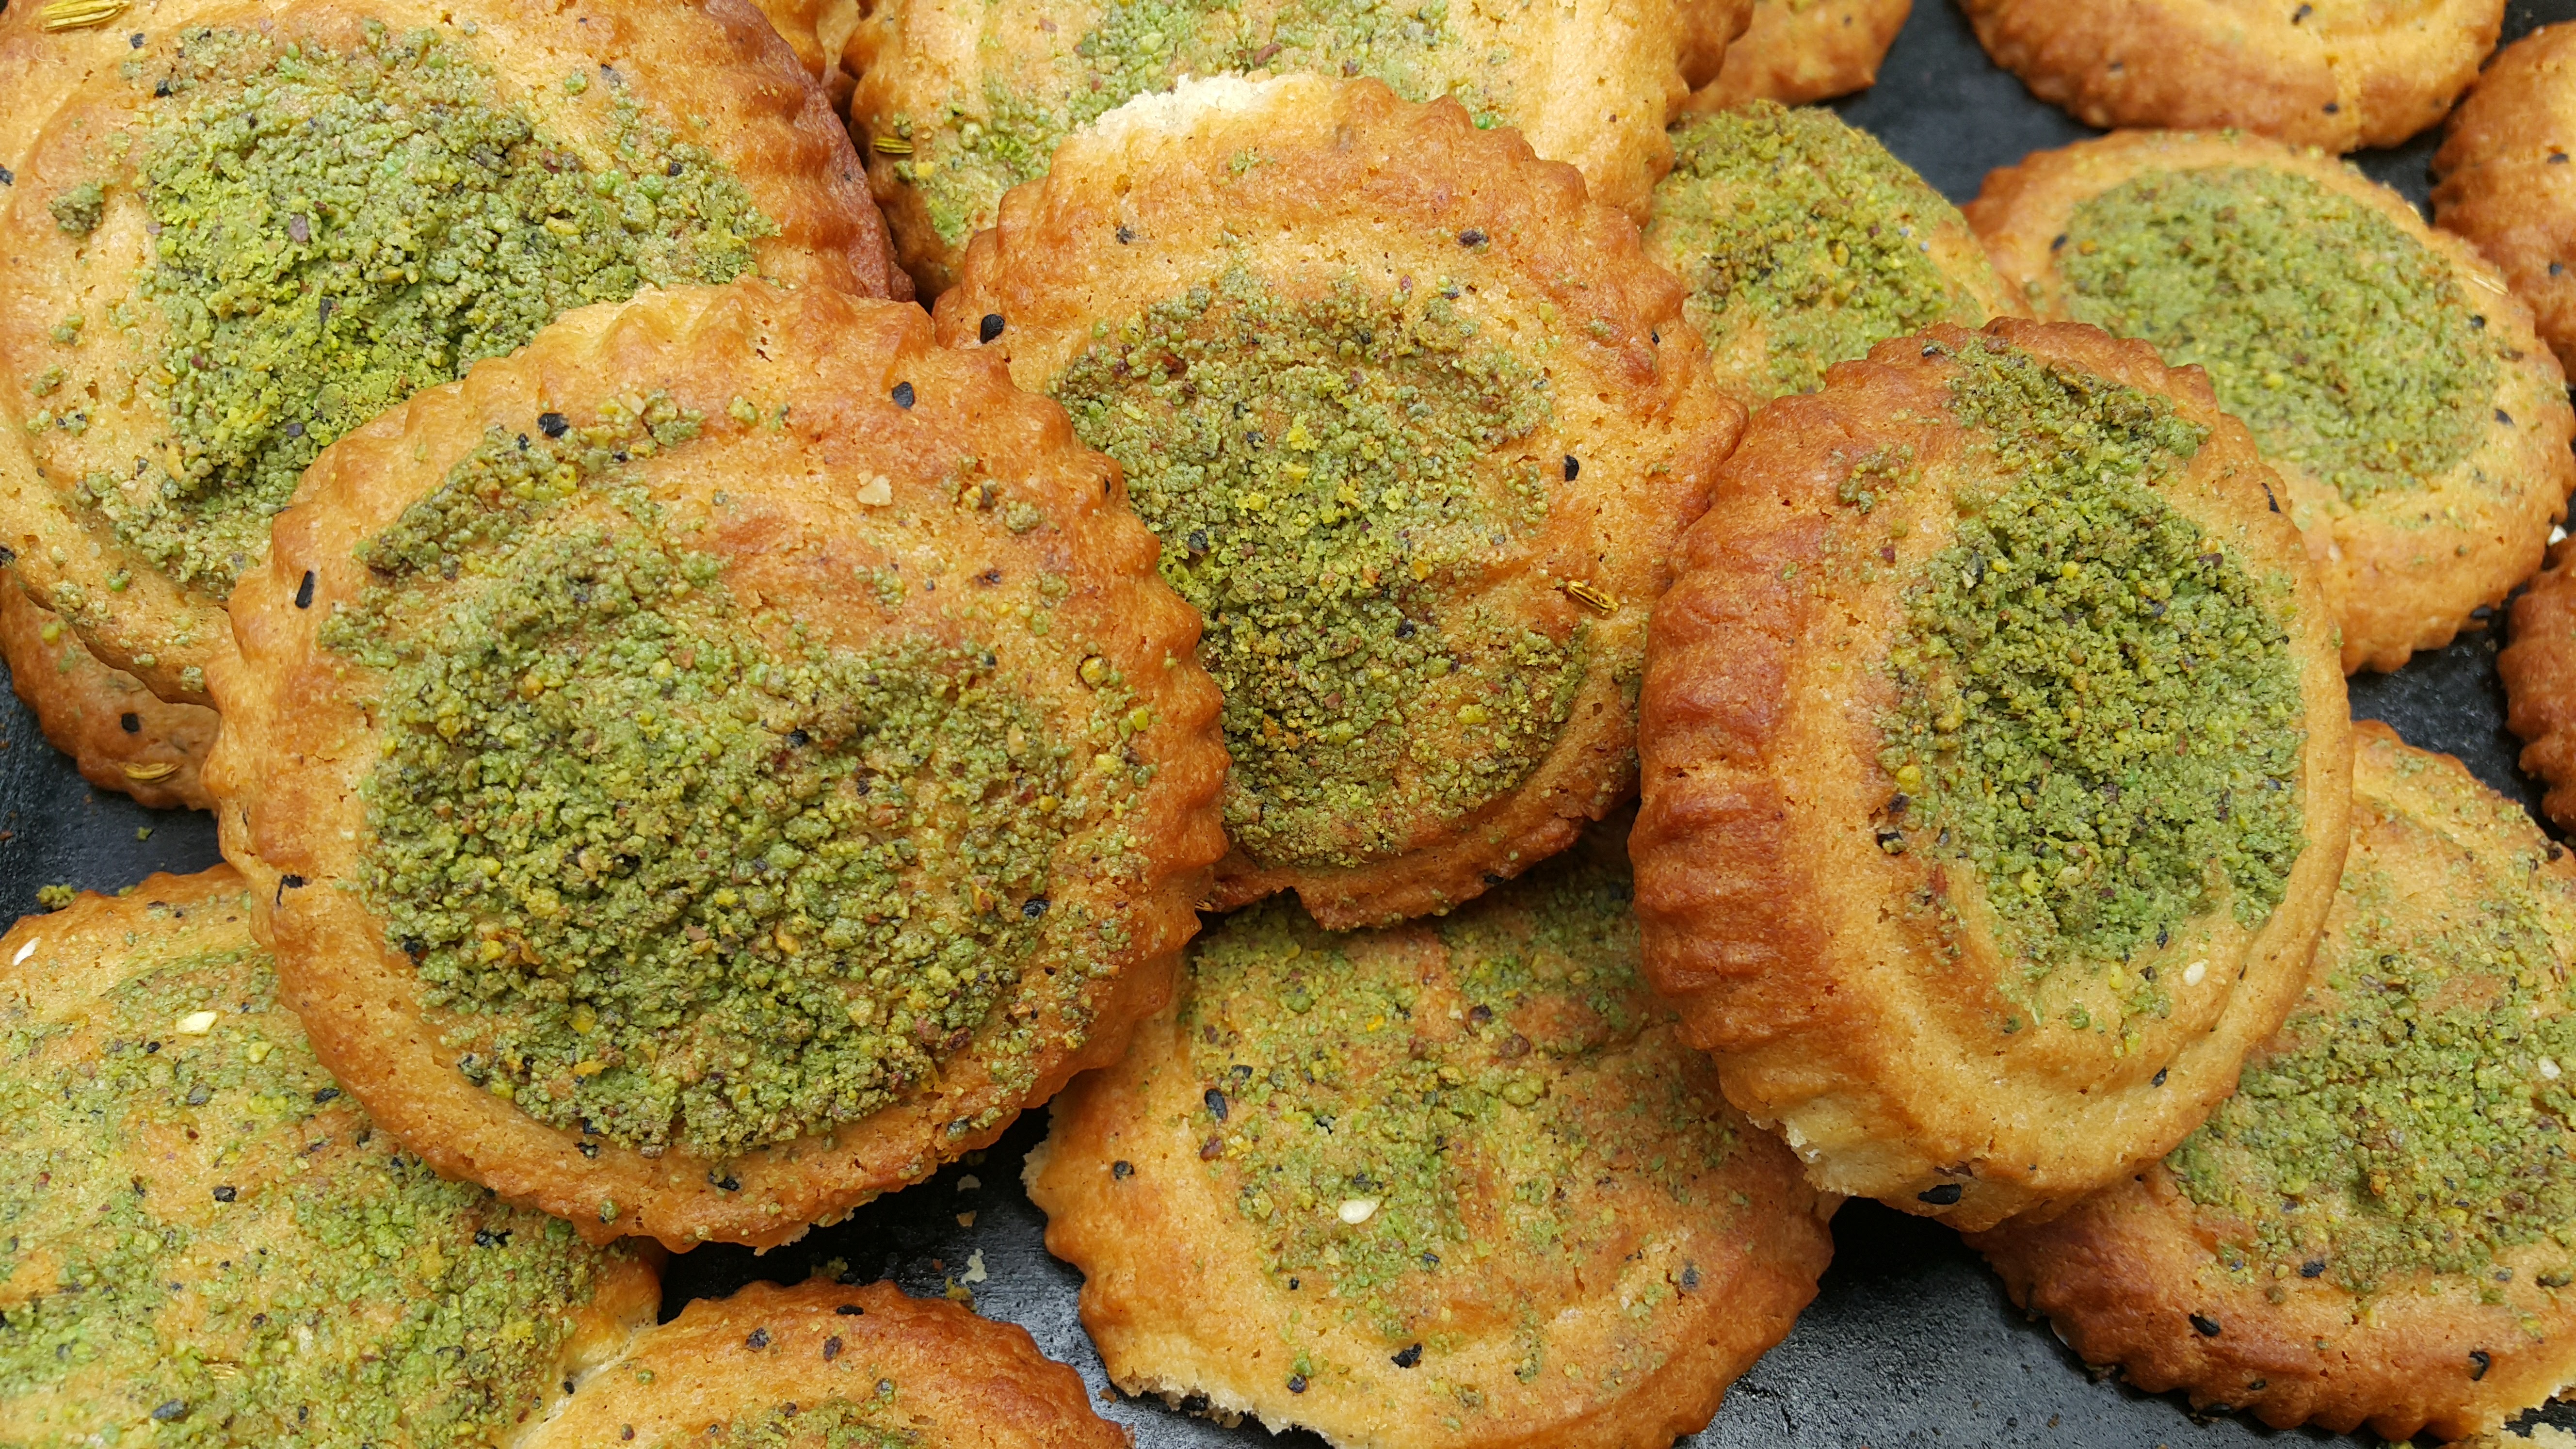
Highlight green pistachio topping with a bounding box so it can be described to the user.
[689,1396,915,1448]
[1181,847,1742,1371]
[1053,269,1579,870]
[66,23,770,594]
[2172,756,2576,1295]
[1879,338,2307,987]
[0,908,633,1446]
[2059,165,2499,506]
[322,399,1128,1163]
[1649,101,1997,401]
[892,0,1489,250]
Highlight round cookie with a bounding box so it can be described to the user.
[1973,724,2576,1443]
[1644,100,2022,407]
[1688,0,1913,110]
[0,572,216,810]
[936,75,1742,929]
[2501,539,2576,831]
[0,0,903,706]
[1675,0,1758,90]
[749,0,863,97]
[206,280,1230,1250]
[522,1280,1125,1449]
[1027,826,1836,1449]
[846,0,1705,296]
[1970,129,2575,674]
[0,866,662,1448]
[1958,0,2502,152]
[1632,318,2351,1230]
[2434,22,2576,375]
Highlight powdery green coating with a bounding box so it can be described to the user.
[2059,166,2500,507]
[689,1396,915,1448]
[321,399,1132,1164]
[1180,851,1742,1364]
[1053,270,1581,870]
[1650,102,1996,400]
[1878,338,2308,991]
[884,0,1489,248]
[0,915,633,1448]
[2170,760,2576,1295]
[72,24,769,595]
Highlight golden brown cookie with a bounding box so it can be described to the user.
[1959,0,2501,151]
[521,1280,1126,1449]
[1970,129,2575,674]
[2435,22,2576,375]
[0,865,662,1449]
[0,0,903,705]
[936,76,1742,930]
[1028,827,1835,1449]
[847,0,1704,295]
[1632,319,2351,1231]
[1973,723,2576,1443]
[2501,537,2576,831]
[1688,0,1911,109]
[0,570,216,809]
[205,280,1230,1250]
[748,0,863,97]
[1645,100,2022,407]
[1675,0,1758,89]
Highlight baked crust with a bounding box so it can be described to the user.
[1958,0,2501,151]
[937,76,1742,929]
[205,280,1229,1249]
[1972,723,2576,1442]
[744,0,863,98]
[1970,129,2575,674]
[2502,537,2576,830]
[2434,22,2576,375]
[847,0,1698,296]
[1687,0,1911,110]
[0,569,215,809]
[1631,318,2351,1231]
[1027,828,1835,1449]
[0,866,661,1449]
[522,1280,1126,1449]
[0,0,902,706]
[1675,0,1757,89]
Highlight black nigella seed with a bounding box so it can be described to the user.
[579,1142,599,1159]
[1917,1183,1963,1206]
[1287,1375,1308,1394]
[668,160,686,177]
[822,1336,843,1361]
[746,1328,771,1350]
[130,32,145,46]
[150,1401,187,1423]
[2050,233,2068,251]
[2190,1313,2222,1337]
[211,1186,236,1203]
[2472,314,2488,329]
[1111,1159,1134,1180]
[2471,1349,2492,1380]
[836,1304,867,1317]
[1457,228,1486,246]
[1186,530,1210,555]
[2152,1068,2168,1087]
[1392,1344,1422,1368]
[2500,409,2516,426]
[279,874,307,891]
[891,382,916,408]
[1681,1264,1701,1291]
[717,1175,740,1192]
[1116,224,1135,244]
[2299,1259,2326,1278]
[313,1088,339,1103]
[120,713,141,734]
[1562,454,1579,482]
[539,412,569,438]
[1395,618,1416,638]
[785,729,810,748]
[1288,1277,1300,1290]
[979,313,1006,343]
[1205,1088,1228,1122]
[295,571,316,609]
[0,167,12,187]
[1483,872,1506,886]
[1022,897,1050,919]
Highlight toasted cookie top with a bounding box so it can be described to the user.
[1644,101,2019,406]
[937,75,1742,929]
[847,0,1704,295]
[206,281,1228,1249]
[1971,129,2575,673]
[1958,0,2502,151]
[1686,0,1911,110]
[0,0,901,704]
[1632,319,2351,1230]
[1027,828,1834,1449]
[2435,21,2576,375]
[0,575,217,810]
[1974,724,2576,1443]
[0,866,661,1449]
[522,1280,1125,1449]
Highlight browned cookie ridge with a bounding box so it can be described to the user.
[2435,22,2576,374]
[0,573,216,809]
[1687,0,1911,110]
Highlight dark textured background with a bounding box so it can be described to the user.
[7,1,2574,1443]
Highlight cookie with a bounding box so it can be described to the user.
[522,1280,1125,1449]
[0,571,216,809]
[2434,21,2576,375]
[0,0,902,704]
[205,280,1229,1249]
[847,0,1705,294]
[1632,319,2351,1230]
[1958,0,2501,151]
[937,75,1741,928]
[0,866,661,1448]
[2500,538,2576,831]
[1644,100,2021,406]
[1974,724,2576,1443]
[1027,826,1835,1449]
[1971,129,2575,673]
[1688,0,1912,110]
